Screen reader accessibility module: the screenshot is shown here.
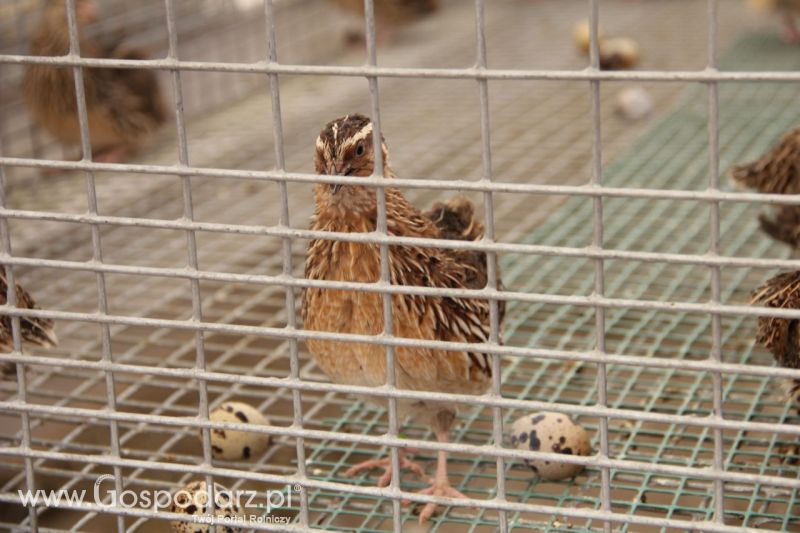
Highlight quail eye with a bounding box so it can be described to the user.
[355,142,365,156]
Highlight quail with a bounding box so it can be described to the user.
[752,271,800,416]
[302,114,503,522]
[749,0,800,43]
[0,271,58,380]
[24,0,167,163]
[732,127,800,251]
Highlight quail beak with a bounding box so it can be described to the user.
[35,326,59,348]
[328,165,353,195]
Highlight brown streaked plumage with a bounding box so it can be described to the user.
[330,0,438,43]
[303,113,502,523]
[732,128,800,249]
[732,128,800,196]
[0,271,58,380]
[752,270,800,369]
[24,0,167,163]
[752,271,800,421]
[759,205,800,248]
[423,197,505,317]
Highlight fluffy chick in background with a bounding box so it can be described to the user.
[749,0,800,43]
[24,0,167,163]
[732,127,800,250]
[329,0,438,44]
[303,114,503,522]
[0,272,58,380]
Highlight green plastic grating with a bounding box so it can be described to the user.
[295,33,800,532]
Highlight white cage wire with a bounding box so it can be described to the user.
[2,0,800,531]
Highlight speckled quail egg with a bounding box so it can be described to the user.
[203,401,271,461]
[510,412,592,481]
[170,480,243,533]
[615,86,654,121]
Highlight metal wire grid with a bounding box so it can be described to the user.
[0,0,799,531]
[301,37,800,531]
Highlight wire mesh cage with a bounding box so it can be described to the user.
[2,0,800,531]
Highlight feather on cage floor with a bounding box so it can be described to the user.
[1,0,798,531]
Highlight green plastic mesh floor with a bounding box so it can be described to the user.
[299,34,800,532]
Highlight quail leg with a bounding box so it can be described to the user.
[415,430,469,523]
[343,448,427,487]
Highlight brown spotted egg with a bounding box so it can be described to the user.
[510,412,592,481]
[170,480,243,532]
[204,401,271,461]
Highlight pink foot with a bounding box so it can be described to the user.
[412,479,469,523]
[406,429,473,523]
[343,450,427,487]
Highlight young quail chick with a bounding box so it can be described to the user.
[303,114,502,522]
[752,271,800,416]
[749,0,800,43]
[733,127,800,249]
[732,128,800,195]
[24,0,167,163]
[0,272,58,380]
[330,0,438,44]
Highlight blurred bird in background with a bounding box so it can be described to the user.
[0,271,58,380]
[24,0,167,163]
[303,114,503,522]
[732,127,800,250]
[329,0,438,44]
[749,0,800,43]
[741,128,800,436]
[752,271,800,423]
[572,20,640,70]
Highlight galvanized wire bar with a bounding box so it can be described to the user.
[6,215,800,275]
[264,0,310,527]
[7,336,800,383]
[9,155,800,207]
[63,1,126,531]
[587,1,611,531]
[8,52,800,82]
[6,376,800,449]
[2,402,800,490]
[707,0,726,525]
[10,272,800,326]
[0,157,37,531]
[163,0,221,530]
[473,0,508,530]
[361,1,404,529]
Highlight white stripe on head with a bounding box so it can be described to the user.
[339,122,374,153]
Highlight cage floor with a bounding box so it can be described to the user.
[1,0,797,532]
